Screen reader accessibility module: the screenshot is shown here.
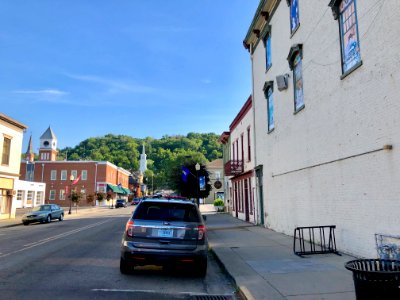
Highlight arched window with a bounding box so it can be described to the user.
[329,0,362,77]
[287,44,304,113]
[263,81,274,132]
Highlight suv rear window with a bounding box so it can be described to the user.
[133,202,200,222]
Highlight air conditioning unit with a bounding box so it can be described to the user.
[276,74,289,91]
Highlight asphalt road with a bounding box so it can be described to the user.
[0,208,239,300]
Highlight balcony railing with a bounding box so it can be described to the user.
[224,160,243,176]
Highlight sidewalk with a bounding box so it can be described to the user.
[0,206,108,228]
[204,212,356,300]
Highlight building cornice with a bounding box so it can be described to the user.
[243,0,281,53]
[0,113,28,130]
[229,96,252,132]
[219,131,231,144]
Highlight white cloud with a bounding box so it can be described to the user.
[65,73,156,94]
[13,89,68,96]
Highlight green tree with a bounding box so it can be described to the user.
[57,132,222,192]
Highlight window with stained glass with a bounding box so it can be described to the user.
[339,0,361,74]
[293,53,304,112]
[266,87,274,131]
[290,0,300,34]
[265,34,272,70]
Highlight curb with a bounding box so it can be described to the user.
[0,222,22,229]
[209,248,253,300]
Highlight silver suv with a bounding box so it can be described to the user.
[120,198,208,277]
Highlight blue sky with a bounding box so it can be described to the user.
[0,0,258,150]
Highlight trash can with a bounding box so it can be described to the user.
[345,259,400,299]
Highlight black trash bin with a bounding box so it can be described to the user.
[345,259,400,299]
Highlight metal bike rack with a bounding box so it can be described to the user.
[293,225,340,257]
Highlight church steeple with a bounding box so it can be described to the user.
[139,143,147,174]
[25,135,35,162]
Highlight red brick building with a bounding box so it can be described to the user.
[20,127,131,207]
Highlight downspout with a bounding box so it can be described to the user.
[250,45,260,225]
[41,163,44,182]
[94,163,98,206]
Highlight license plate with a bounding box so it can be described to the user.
[158,229,173,238]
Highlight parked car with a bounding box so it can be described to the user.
[131,198,142,205]
[115,199,127,208]
[120,198,208,277]
[22,204,64,225]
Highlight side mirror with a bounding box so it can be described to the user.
[202,215,207,222]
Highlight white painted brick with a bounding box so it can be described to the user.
[250,0,400,258]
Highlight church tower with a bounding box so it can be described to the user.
[25,135,35,162]
[38,126,58,161]
[139,143,147,174]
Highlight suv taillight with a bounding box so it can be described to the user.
[198,224,205,240]
[126,219,134,237]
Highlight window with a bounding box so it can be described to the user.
[60,189,66,200]
[27,191,34,205]
[289,0,300,34]
[41,152,49,160]
[263,81,275,132]
[49,190,56,200]
[51,170,57,180]
[268,87,275,131]
[36,191,43,205]
[247,127,251,162]
[293,53,304,112]
[71,170,78,179]
[26,162,34,181]
[235,140,239,161]
[61,170,67,180]
[265,34,272,70]
[81,170,87,180]
[339,0,361,74]
[240,134,244,162]
[288,45,304,113]
[133,202,200,222]
[1,137,11,165]
[17,190,23,201]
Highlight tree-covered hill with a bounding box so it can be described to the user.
[57,133,223,190]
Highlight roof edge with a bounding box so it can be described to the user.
[0,113,28,130]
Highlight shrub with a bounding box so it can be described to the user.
[213,198,224,207]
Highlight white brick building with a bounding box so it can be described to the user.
[243,0,400,257]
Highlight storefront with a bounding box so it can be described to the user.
[0,177,14,219]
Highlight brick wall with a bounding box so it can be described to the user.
[20,161,131,207]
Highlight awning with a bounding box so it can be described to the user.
[122,187,132,195]
[107,184,131,195]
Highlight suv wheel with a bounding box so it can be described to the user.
[120,257,132,274]
[195,258,207,277]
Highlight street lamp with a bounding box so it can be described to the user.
[195,163,200,207]
[68,175,75,215]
